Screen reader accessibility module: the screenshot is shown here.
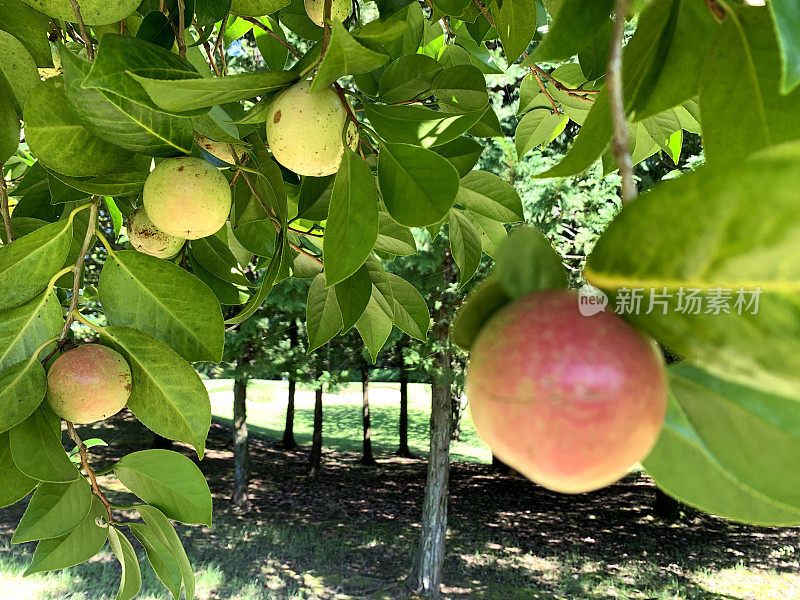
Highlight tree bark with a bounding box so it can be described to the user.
[397,345,414,458]
[308,356,323,479]
[281,319,299,450]
[360,360,377,465]
[408,253,455,599]
[232,343,252,512]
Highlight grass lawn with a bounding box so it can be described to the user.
[1,381,798,600]
[203,379,493,464]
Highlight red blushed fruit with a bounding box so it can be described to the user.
[466,289,667,494]
[46,344,132,424]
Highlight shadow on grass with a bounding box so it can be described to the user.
[1,413,798,600]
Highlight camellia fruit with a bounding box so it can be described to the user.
[194,134,245,166]
[466,289,668,494]
[127,208,185,259]
[46,344,133,424]
[143,157,232,240]
[304,0,351,27]
[266,80,358,177]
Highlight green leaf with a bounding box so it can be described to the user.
[254,16,289,71]
[48,169,150,197]
[0,356,47,434]
[310,21,389,91]
[306,273,343,351]
[0,0,52,67]
[431,136,483,177]
[0,431,37,508]
[374,212,417,256]
[224,234,287,325]
[429,65,489,112]
[24,77,134,177]
[700,7,800,166]
[769,0,800,94]
[577,20,611,81]
[107,526,143,600]
[378,142,459,227]
[115,449,212,526]
[83,34,203,116]
[585,146,800,401]
[455,170,523,223]
[378,54,442,103]
[12,478,93,544]
[515,109,567,157]
[334,265,373,332]
[451,277,511,351]
[9,405,80,483]
[355,289,393,362]
[129,522,183,600]
[133,70,297,113]
[0,289,62,370]
[470,211,507,258]
[644,366,800,526]
[24,497,109,576]
[490,0,537,63]
[364,103,484,147]
[190,237,253,288]
[496,226,567,299]
[386,273,429,341]
[0,29,38,116]
[98,250,225,363]
[136,505,195,600]
[531,0,612,62]
[61,46,194,156]
[100,326,211,458]
[0,78,19,164]
[448,209,482,286]
[323,150,379,286]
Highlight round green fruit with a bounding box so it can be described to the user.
[265,80,358,177]
[466,289,668,494]
[20,0,140,25]
[304,0,352,27]
[127,208,185,259]
[142,157,232,240]
[46,344,132,424]
[194,134,245,166]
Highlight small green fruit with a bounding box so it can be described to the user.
[127,208,185,259]
[304,0,351,27]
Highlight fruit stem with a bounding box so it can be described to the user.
[47,266,74,290]
[58,198,99,344]
[66,422,114,523]
[71,309,104,333]
[95,228,118,259]
[234,14,303,60]
[67,0,94,61]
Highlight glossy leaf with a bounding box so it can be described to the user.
[107,526,143,600]
[496,226,567,299]
[448,209,482,286]
[306,273,343,351]
[9,406,80,483]
[12,479,93,544]
[454,170,523,223]
[0,431,37,508]
[0,289,62,370]
[0,355,47,434]
[310,22,389,91]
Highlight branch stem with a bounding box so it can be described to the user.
[235,14,303,59]
[607,0,635,203]
[66,422,114,523]
[0,165,12,243]
[176,0,186,58]
[321,0,333,56]
[67,0,94,60]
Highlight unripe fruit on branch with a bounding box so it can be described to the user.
[46,344,132,424]
[143,157,232,240]
[127,208,185,259]
[466,289,667,494]
[304,0,352,27]
[266,80,359,177]
[194,134,245,166]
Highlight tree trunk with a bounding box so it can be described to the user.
[408,253,455,599]
[232,343,252,512]
[281,320,299,450]
[653,487,681,521]
[397,345,414,458]
[360,361,377,465]
[309,357,323,479]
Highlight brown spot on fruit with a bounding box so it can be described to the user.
[273,110,282,124]
[178,166,184,171]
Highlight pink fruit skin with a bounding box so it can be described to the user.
[46,344,132,424]
[466,289,667,494]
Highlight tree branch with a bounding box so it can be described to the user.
[67,0,94,60]
[607,0,635,203]
[0,165,12,243]
[321,0,333,56]
[58,197,99,342]
[66,422,114,523]
[234,14,303,59]
[176,0,187,58]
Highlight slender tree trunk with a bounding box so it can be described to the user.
[360,360,377,465]
[232,343,252,511]
[281,320,299,450]
[397,345,414,458]
[309,356,323,479]
[653,488,681,521]
[408,254,455,598]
